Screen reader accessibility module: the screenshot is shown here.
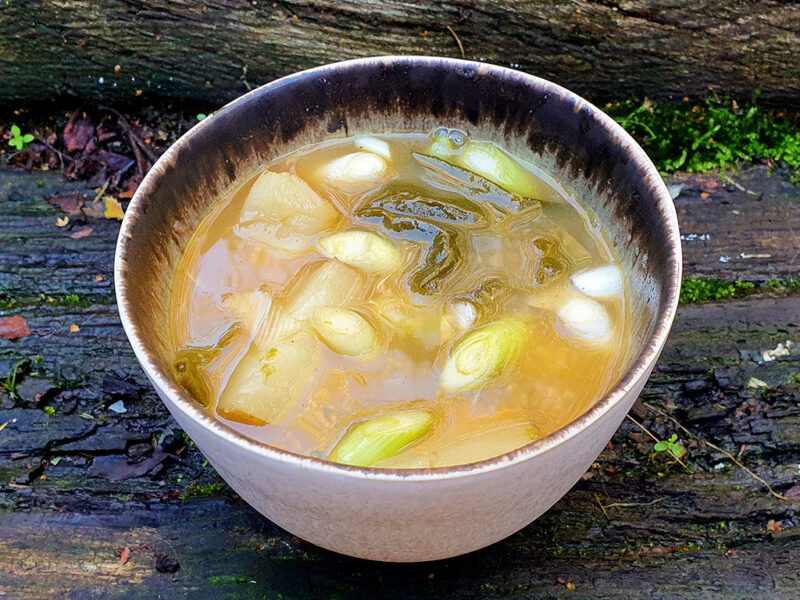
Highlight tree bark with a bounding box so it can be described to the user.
[0,1,798,109]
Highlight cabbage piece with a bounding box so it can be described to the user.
[432,421,542,467]
[570,265,624,299]
[318,230,402,274]
[375,296,441,352]
[217,330,319,426]
[173,323,242,407]
[323,152,388,183]
[440,317,528,392]
[555,296,613,345]
[241,171,339,236]
[329,410,435,467]
[285,259,369,321]
[312,307,379,358]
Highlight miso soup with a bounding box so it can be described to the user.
[170,129,630,468]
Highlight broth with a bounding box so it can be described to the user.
[170,129,629,468]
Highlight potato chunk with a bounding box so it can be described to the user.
[240,171,339,251]
[217,330,319,426]
[286,259,369,321]
[555,296,612,345]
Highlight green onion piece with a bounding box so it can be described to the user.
[440,317,528,391]
[311,307,379,357]
[460,142,538,198]
[318,230,402,274]
[329,410,435,467]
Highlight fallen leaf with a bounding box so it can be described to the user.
[700,192,710,199]
[120,546,131,564]
[56,216,69,227]
[566,583,575,590]
[104,196,125,220]
[0,315,31,340]
[785,485,800,500]
[63,111,95,153]
[47,191,84,215]
[766,519,782,532]
[96,275,104,282]
[0,422,8,434]
[69,227,93,239]
[69,324,80,333]
[89,450,167,481]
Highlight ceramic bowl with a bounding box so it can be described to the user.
[115,56,681,562]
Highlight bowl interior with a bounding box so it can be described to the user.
[116,56,680,471]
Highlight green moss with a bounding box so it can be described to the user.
[607,94,800,175]
[680,276,799,304]
[180,481,229,501]
[209,575,256,585]
[0,293,111,310]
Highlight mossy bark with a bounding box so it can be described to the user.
[0,1,798,108]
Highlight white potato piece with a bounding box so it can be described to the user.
[318,230,402,274]
[217,330,319,426]
[323,152,388,183]
[556,296,613,345]
[241,170,339,236]
[312,307,379,358]
[571,265,624,299]
[286,259,369,321]
[354,135,392,159]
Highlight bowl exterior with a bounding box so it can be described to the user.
[117,56,681,562]
[148,360,655,562]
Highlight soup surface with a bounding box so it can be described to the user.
[170,129,629,468]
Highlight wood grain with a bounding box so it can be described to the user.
[1,166,799,598]
[0,1,797,108]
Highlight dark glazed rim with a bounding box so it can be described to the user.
[115,56,682,482]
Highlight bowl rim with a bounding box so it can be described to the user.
[115,55,682,482]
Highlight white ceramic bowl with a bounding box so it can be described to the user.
[115,56,681,562]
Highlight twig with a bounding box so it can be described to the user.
[626,414,690,472]
[0,421,8,434]
[98,105,158,164]
[722,174,761,199]
[641,402,788,501]
[603,498,663,509]
[594,493,610,520]
[447,25,465,59]
[92,178,111,203]
[36,138,74,169]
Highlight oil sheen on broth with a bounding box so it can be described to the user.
[170,129,629,469]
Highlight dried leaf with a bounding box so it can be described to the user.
[55,216,69,227]
[69,227,93,239]
[69,324,80,333]
[0,315,31,340]
[96,275,104,282]
[785,485,800,500]
[120,546,131,564]
[48,191,84,216]
[766,519,782,532]
[103,196,125,220]
[63,112,95,153]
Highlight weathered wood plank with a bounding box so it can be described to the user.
[0,1,797,108]
[1,166,799,598]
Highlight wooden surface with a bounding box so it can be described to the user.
[1,1,799,108]
[1,164,800,599]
